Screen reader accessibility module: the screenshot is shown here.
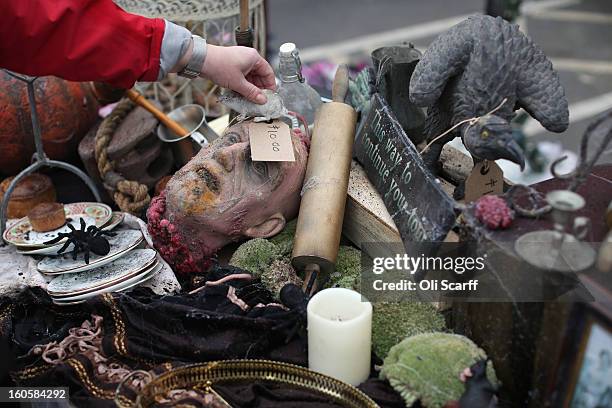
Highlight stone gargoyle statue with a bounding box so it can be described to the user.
[410,15,569,173]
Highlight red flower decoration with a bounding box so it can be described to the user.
[474,195,513,230]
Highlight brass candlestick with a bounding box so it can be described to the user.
[515,189,596,272]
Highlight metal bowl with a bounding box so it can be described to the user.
[156,104,218,166]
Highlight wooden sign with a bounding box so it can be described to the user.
[353,94,456,247]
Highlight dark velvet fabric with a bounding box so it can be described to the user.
[0,265,402,407]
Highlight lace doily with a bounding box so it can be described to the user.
[114,0,263,22]
[0,244,48,299]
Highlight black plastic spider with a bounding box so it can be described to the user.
[43,218,116,264]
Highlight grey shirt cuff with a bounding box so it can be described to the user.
[158,20,193,80]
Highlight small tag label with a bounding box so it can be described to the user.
[464,160,504,203]
[249,120,295,162]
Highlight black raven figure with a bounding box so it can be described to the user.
[410,15,568,173]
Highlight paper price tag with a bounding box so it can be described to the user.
[248,120,295,162]
[464,160,504,203]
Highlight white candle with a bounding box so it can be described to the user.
[307,288,372,386]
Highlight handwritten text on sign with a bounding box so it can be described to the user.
[249,120,295,162]
[354,94,456,244]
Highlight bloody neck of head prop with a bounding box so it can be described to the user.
[147,191,213,275]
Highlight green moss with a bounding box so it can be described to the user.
[325,249,447,359]
[380,333,497,408]
[326,246,361,290]
[269,219,297,256]
[372,302,446,359]
[261,258,303,299]
[229,238,281,278]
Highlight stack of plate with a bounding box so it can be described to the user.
[3,202,162,305]
[3,202,123,255]
[46,249,161,305]
[36,229,145,275]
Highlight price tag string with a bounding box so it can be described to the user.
[419,98,508,155]
[227,110,309,140]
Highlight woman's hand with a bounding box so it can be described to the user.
[200,45,276,104]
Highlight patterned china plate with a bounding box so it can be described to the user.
[37,230,143,275]
[17,212,125,256]
[101,212,125,231]
[47,249,157,295]
[50,260,162,303]
[114,263,160,292]
[4,202,112,248]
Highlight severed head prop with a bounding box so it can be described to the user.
[147,122,308,274]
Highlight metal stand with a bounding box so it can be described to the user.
[514,189,596,272]
[0,71,101,242]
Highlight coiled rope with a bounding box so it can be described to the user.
[94,98,151,215]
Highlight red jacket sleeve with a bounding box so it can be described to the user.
[0,0,165,88]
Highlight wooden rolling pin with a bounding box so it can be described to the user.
[291,65,357,295]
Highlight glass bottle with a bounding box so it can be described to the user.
[277,43,322,126]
